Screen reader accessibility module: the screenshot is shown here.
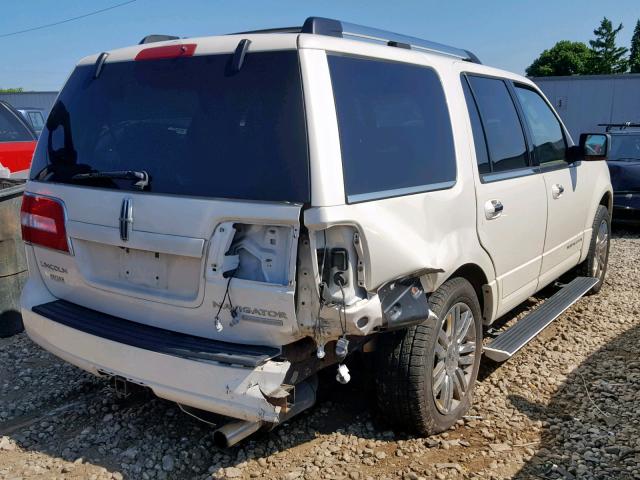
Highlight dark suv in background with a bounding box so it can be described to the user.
[601,123,640,224]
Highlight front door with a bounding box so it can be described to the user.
[512,85,590,287]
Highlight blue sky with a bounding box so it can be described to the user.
[1,0,639,91]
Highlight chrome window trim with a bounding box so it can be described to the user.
[480,167,538,183]
[347,180,456,204]
[538,160,578,173]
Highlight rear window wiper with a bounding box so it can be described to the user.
[71,170,150,190]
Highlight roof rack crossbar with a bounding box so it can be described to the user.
[301,17,481,64]
[598,122,640,132]
[231,26,302,35]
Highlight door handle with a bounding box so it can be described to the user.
[485,199,504,219]
[552,184,565,199]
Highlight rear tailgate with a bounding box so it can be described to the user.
[27,182,302,347]
[24,37,309,347]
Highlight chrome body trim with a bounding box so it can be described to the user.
[347,180,456,204]
[480,167,538,183]
[119,197,133,242]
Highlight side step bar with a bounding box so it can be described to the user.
[484,277,598,362]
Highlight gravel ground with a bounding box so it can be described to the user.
[1,229,638,480]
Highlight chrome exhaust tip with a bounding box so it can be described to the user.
[213,420,262,448]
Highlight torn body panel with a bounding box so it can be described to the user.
[300,188,497,333]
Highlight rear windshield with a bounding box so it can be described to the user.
[0,104,34,142]
[30,50,310,203]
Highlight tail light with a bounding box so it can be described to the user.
[135,44,197,61]
[21,193,70,253]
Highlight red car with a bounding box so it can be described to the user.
[0,100,37,179]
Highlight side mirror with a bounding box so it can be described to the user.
[579,133,610,161]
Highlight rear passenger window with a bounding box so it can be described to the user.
[466,76,529,173]
[462,77,490,175]
[514,86,566,165]
[328,55,456,202]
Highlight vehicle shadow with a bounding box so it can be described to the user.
[0,335,383,479]
[509,322,639,479]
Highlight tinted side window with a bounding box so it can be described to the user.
[0,104,33,142]
[514,86,566,165]
[328,55,456,202]
[462,77,490,175]
[467,76,528,173]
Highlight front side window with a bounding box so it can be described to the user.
[462,77,490,175]
[607,134,640,162]
[0,104,33,142]
[328,55,456,202]
[466,76,529,173]
[514,86,566,165]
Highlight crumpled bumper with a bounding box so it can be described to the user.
[21,302,290,423]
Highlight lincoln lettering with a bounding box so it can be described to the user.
[40,262,68,274]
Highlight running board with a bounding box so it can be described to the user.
[484,277,598,362]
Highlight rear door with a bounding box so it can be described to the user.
[26,43,309,347]
[512,84,590,287]
[462,75,547,315]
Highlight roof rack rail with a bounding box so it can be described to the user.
[598,122,640,132]
[304,17,480,63]
[231,17,481,64]
[139,34,180,45]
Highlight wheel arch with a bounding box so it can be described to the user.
[580,186,614,263]
[599,190,612,215]
[443,263,495,325]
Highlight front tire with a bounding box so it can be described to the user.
[375,277,482,435]
[577,204,611,294]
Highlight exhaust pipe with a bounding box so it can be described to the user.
[213,377,318,447]
[213,420,262,448]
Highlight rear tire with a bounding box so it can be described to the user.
[375,277,482,435]
[577,205,610,294]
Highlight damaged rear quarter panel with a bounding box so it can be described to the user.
[303,182,494,295]
[301,49,496,305]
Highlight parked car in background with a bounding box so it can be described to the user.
[0,100,37,179]
[17,108,46,136]
[600,123,640,224]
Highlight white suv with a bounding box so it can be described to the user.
[20,17,613,446]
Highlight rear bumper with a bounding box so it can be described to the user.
[21,283,291,423]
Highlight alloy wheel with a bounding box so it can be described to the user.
[432,302,477,415]
[592,219,609,280]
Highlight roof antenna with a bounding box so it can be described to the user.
[94,52,109,79]
[231,39,251,73]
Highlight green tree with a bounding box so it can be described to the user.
[589,17,628,74]
[629,19,640,73]
[526,40,592,77]
[0,87,23,93]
